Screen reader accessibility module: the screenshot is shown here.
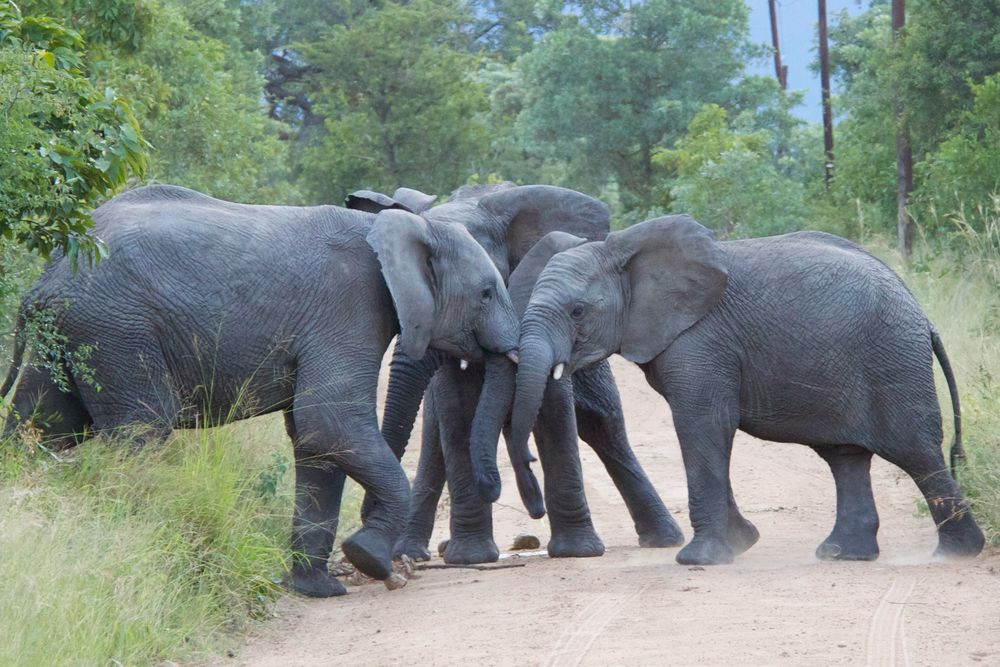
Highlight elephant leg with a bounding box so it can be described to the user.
[394,391,446,562]
[290,457,349,596]
[437,369,499,564]
[671,399,740,566]
[725,484,759,555]
[284,407,349,597]
[536,376,604,559]
[573,362,683,548]
[290,366,410,588]
[877,437,984,559]
[810,444,880,561]
[5,363,93,449]
[82,344,180,445]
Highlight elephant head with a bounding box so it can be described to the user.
[506,216,729,511]
[349,185,610,479]
[366,209,519,364]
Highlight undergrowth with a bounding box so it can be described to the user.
[0,414,361,665]
[873,203,1000,545]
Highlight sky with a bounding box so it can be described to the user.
[745,0,867,123]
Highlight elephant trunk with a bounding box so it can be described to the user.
[469,352,516,504]
[381,340,444,459]
[507,328,561,519]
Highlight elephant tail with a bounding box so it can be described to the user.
[930,327,963,476]
[1,308,27,400]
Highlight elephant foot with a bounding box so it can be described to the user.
[341,528,393,580]
[443,534,499,564]
[727,514,760,556]
[637,516,685,548]
[816,527,879,561]
[934,522,985,560]
[393,535,433,562]
[548,526,605,558]
[289,564,348,598]
[676,534,734,566]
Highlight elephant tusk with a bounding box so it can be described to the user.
[506,350,519,364]
[460,359,469,370]
[552,363,564,381]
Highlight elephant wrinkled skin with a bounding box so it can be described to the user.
[347,184,684,564]
[1,184,519,597]
[506,216,985,566]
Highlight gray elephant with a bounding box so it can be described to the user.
[500,215,985,565]
[345,184,684,564]
[1,184,519,597]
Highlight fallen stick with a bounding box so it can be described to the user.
[414,562,527,571]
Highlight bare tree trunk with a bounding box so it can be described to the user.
[769,0,787,89]
[818,0,835,189]
[893,0,915,261]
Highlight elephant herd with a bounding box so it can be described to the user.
[1,182,985,598]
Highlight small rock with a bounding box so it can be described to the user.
[688,566,705,572]
[511,533,541,550]
[437,539,450,556]
[384,572,408,590]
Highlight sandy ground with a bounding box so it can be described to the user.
[230,357,1000,667]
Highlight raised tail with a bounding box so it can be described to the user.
[1,308,27,400]
[930,327,963,475]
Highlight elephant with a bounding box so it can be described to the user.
[0,184,520,597]
[499,215,986,566]
[344,184,684,565]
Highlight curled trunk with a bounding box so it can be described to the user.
[469,352,516,503]
[506,333,553,519]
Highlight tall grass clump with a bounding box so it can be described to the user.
[876,202,1000,545]
[0,411,361,664]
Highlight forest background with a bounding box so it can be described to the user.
[1,1,998,663]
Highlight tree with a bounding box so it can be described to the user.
[830,0,1000,230]
[0,2,147,262]
[654,104,808,238]
[296,0,489,201]
[892,0,914,260]
[516,0,756,209]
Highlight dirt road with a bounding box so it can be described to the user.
[233,358,1000,666]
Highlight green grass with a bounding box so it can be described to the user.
[0,414,361,665]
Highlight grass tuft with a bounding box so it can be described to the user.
[0,414,360,664]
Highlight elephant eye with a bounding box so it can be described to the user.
[481,287,493,303]
[571,304,585,319]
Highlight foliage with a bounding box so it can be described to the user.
[829,0,1000,232]
[296,0,489,201]
[914,75,1000,232]
[88,0,295,202]
[654,105,809,237]
[0,2,147,262]
[516,0,758,209]
[0,414,363,664]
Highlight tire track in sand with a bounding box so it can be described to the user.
[544,584,649,667]
[866,577,917,667]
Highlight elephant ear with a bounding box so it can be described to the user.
[607,215,728,364]
[367,210,437,359]
[477,185,610,274]
[507,231,587,319]
[392,187,437,213]
[345,189,413,214]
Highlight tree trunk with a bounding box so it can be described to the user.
[769,0,787,89]
[893,0,915,261]
[818,0,835,189]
